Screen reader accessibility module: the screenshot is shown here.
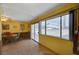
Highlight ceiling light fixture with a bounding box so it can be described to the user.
[1,16,8,22]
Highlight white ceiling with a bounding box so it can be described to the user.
[1,3,65,22]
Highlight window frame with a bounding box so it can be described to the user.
[39,13,72,41]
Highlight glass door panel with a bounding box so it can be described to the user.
[35,23,39,42]
[31,25,35,40]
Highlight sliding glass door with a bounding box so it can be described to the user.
[31,25,35,40]
[35,23,39,42]
[31,23,39,42]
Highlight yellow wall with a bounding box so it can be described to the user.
[39,35,73,54]
[2,19,30,33]
[30,4,78,54]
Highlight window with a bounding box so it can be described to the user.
[40,21,45,34]
[39,13,70,40]
[62,14,69,39]
[46,17,60,37]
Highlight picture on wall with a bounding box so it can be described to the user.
[2,24,9,30]
[20,24,25,31]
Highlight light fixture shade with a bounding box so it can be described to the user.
[1,16,8,21]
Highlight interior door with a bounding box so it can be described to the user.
[35,23,39,42]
